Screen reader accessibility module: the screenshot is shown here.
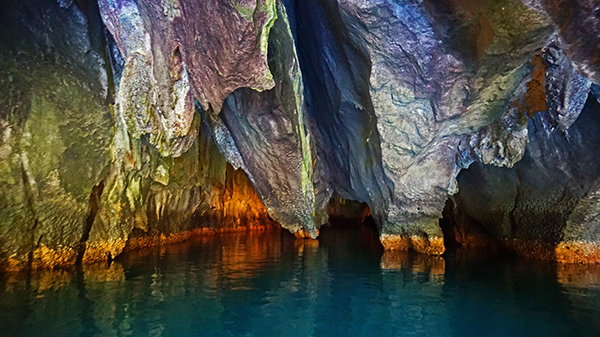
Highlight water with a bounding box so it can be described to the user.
[2,224,600,337]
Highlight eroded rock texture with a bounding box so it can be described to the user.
[0,0,113,269]
[215,1,318,236]
[525,0,600,84]
[3,0,600,268]
[98,0,318,237]
[286,0,553,254]
[0,0,284,269]
[445,95,600,263]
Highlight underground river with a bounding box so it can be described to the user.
[2,223,599,337]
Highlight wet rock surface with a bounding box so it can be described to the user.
[0,0,113,269]
[216,1,318,236]
[3,0,600,268]
[0,0,284,269]
[290,0,551,253]
[445,95,600,262]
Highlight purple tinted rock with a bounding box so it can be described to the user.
[526,0,600,84]
[542,43,592,131]
[138,0,276,112]
[99,0,279,156]
[328,0,550,247]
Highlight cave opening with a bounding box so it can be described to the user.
[438,196,511,259]
[320,194,381,245]
[439,198,462,253]
[437,93,600,262]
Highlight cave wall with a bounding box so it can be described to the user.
[3,0,600,268]
[0,0,281,270]
[445,94,600,263]
[0,0,113,269]
[442,37,600,263]
[289,0,552,254]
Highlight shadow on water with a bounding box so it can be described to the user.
[1,224,600,337]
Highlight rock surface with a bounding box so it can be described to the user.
[0,0,113,269]
[0,0,283,269]
[3,0,600,268]
[445,95,600,262]
[288,0,551,254]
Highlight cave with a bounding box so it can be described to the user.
[2,0,600,335]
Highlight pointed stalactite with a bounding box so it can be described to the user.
[215,0,319,237]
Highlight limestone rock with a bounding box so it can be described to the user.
[286,0,551,253]
[446,96,600,262]
[0,0,112,269]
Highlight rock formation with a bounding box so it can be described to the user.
[3,0,600,269]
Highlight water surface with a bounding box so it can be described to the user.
[1,225,600,337]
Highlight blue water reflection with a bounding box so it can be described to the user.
[1,225,600,337]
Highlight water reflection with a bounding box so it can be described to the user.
[381,250,446,276]
[1,227,600,336]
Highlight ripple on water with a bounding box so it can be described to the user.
[1,228,600,336]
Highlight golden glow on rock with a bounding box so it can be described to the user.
[379,234,446,256]
[555,241,600,264]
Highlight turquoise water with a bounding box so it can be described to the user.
[1,225,600,337]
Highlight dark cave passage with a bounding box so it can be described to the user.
[282,0,392,220]
[440,93,600,260]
